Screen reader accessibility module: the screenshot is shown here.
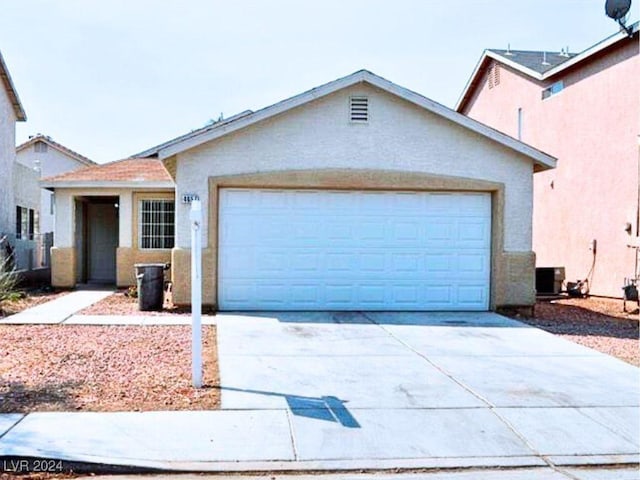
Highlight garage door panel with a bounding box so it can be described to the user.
[219,189,491,311]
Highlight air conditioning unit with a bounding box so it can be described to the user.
[536,267,565,295]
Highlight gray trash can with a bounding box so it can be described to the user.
[135,263,167,311]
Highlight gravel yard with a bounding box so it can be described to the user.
[510,297,639,366]
[0,325,219,413]
[79,288,215,316]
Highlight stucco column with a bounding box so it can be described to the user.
[50,191,76,287]
[118,192,132,248]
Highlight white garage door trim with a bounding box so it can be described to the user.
[218,188,491,311]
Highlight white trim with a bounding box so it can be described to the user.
[543,22,638,78]
[155,70,555,170]
[456,23,639,112]
[40,180,175,189]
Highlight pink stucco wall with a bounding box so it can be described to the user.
[462,39,639,298]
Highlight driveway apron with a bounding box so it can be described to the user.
[217,311,640,466]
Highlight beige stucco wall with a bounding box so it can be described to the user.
[172,84,535,252]
[169,169,534,309]
[168,84,538,309]
[50,247,75,287]
[50,188,174,287]
[115,191,173,286]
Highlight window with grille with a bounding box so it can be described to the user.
[139,199,175,249]
[350,96,369,123]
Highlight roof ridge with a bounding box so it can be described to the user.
[132,69,374,158]
[17,134,96,165]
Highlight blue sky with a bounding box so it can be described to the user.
[1,0,637,163]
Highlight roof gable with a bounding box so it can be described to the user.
[456,22,639,112]
[17,134,96,166]
[0,50,26,121]
[136,69,555,171]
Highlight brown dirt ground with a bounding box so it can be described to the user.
[507,297,639,366]
[0,288,69,318]
[0,325,219,413]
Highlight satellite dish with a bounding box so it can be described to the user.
[605,0,634,36]
[605,0,631,20]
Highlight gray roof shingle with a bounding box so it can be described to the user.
[488,49,577,74]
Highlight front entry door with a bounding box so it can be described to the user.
[87,202,118,284]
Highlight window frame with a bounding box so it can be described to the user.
[542,80,564,100]
[16,206,37,240]
[137,199,175,250]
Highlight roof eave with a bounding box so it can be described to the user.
[455,51,544,112]
[157,70,370,159]
[0,51,26,121]
[155,69,554,169]
[40,180,175,190]
[458,22,640,112]
[542,22,639,79]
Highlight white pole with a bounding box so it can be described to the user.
[190,199,203,388]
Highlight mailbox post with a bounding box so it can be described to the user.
[190,199,203,388]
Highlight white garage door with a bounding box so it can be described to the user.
[218,189,491,311]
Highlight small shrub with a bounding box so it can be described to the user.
[0,255,18,303]
[124,285,138,298]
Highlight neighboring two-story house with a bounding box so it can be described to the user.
[0,50,34,271]
[17,134,95,235]
[456,24,639,298]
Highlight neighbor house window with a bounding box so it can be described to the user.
[15,206,37,240]
[542,81,564,99]
[139,199,175,249]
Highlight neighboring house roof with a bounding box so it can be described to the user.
[17,134,96,166]
[0,50,26,121]
[40,158,174,189]
[456,22,639,112]
[135,69,556,171]
[486,49,577,75]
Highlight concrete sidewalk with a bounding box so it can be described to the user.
[64,314,217,325]
[0,289,113,324]
[76,469,640,480]
[0,290,216,325]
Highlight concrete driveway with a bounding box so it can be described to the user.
[217,311,639,468]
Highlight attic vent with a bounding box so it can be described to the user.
[350,96,369,123]
[487,65,500,89]
[34,141,48,153]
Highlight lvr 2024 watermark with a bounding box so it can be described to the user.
[2,458,64,473]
